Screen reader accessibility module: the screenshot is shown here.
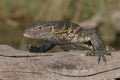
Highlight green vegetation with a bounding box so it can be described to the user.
[0,0,120,50]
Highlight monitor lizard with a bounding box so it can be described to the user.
[23,21,111,64]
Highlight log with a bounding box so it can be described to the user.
[0,45,120,80]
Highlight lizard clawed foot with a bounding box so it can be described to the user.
[86,51,96,56]
[86,51,107,64]
[98,54,106,64]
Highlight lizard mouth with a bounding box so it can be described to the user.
[23,32,46,39]
[23,33,34,38]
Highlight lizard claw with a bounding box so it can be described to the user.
[98,53,106,65]
[86,51,107,64]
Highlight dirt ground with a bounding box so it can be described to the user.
[0,45,120,80]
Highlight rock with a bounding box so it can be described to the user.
[79,14,103,29]
[0,45,120,80]
[79,11,120,33]
[110,11,120,32]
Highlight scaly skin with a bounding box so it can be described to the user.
[23,21,111,64]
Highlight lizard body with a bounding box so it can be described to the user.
[23,21,111,63]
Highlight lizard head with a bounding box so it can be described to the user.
[23,22,54,39]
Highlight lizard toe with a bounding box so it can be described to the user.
[86,51,96,56]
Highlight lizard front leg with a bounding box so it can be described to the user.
[90,33,111,64]
[29,40,56,53]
